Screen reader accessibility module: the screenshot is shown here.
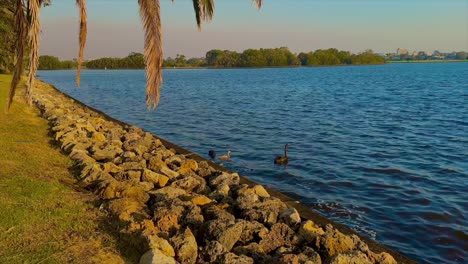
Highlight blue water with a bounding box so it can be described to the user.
[39,63,468,263]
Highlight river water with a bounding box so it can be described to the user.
[39,63,467,263]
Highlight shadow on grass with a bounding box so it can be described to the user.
[45,129,146,263]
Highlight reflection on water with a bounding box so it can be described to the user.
[39,63,468,263]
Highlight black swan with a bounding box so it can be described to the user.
[274,144,289,165]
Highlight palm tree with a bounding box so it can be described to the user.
[8,0,264,110]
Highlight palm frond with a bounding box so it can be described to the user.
[192,0,214,30]
[7,0,27,110]
[138,0,163,109]
[26,0,41,106]
[76,0,87,87]
[253,0,263,9]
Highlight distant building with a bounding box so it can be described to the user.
[397,48,409,56]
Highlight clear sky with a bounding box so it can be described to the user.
[40,0,468,59]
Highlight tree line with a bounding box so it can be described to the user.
[37,48,386,70]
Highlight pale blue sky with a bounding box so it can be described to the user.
[40,0,468,59]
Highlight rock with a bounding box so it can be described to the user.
[108,198,145,222]
[203,205,236,222]
[171,175,208,193]
[149,186,188,202]
[69,149,95,165]
[148,156,167,171]
[299,220,325,242]
[200,241,228,263]
[165,155,183,166]
[238,220,269,244]
[259,223,299,253]
[92,131,107,142]
[232,243,265,262]
[373,252,397,264]
[279,208,301,226]
[297,247,322,264]
[197,160,215,177]
[191,195,213,206]
[139,181,154,191]
[178,159,198,174]
[203,219,244,251]
[240,198,288,226]
[142,169,169,187]
[219,253,255,264]
[103,162,123,174]
[252,185,270,198]
[145,234,175,257]
[91,146,123,161]
[121,185,150,204]
[139,249,177,264]
[169,228,198,264]
[317,225,356,258]
[209,172,240,188]
[121,160,146,170]
[160,167,180,179]
[276,254,300,264]
[329,251,372,264]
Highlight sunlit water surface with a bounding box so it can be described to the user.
[39,63,468,263]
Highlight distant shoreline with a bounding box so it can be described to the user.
[37,60,467,71]
[387,59,468,64]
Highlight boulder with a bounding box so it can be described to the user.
[202,219,244,251]
[238,220,269,244]
[297,247,322,264]
[279,208,301,226]
[219,253,255,264]
[209,172,240,188]
[299,220,325,242]
[240,198,288,226]
[139,249,177,264]
[317,225,356,258]
[329,251,372,264]
[169,228,198,264]
[171,175,208,194]
[258,223,299,253]
[199,241,228,263]
[142,169,169,187]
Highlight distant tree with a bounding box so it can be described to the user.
[455,51,467,60]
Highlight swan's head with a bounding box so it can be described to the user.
[228,150,232,155]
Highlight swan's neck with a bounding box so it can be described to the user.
[284,146,288,157]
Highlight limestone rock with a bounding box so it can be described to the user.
[191,195,213,206]
[169,228,198,264]
[297,247,322,264]
[279,208,301,226]
[329,250,372,264]
[139,249,177,264]
[209,172,240,188]
[142,169,169,187]
[240,198,288,226]
[299,220,325,242]
[317,225,356,258]
[238,220,269,244]
[259,223,299,253]
[200,241,228,263]
[203,219,244,251]
[219,252,255,264]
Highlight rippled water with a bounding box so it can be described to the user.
[39,63,468,263]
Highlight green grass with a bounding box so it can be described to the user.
[0,75,131,263]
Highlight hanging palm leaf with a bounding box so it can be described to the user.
[26,0,41,106]
[75,0,87,87]
[7,0,27,110]
[138,0,163,109]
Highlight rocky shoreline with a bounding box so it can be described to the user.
[32,80,406,264]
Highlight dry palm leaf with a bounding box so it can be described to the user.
[26,0,41,106]
[76,0,87,87]
[7,0,27,110]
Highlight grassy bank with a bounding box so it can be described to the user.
[0,75,132,263]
